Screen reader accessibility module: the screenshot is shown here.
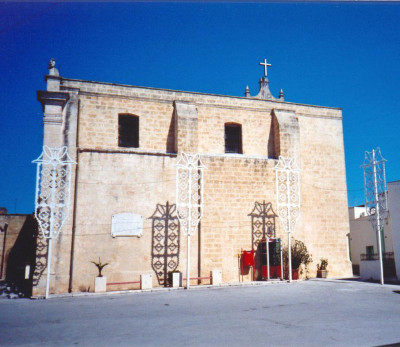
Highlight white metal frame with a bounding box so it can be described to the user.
[362,148,388,285]
[33,146,76,298]
[176,152,206,289]
[274,156,301,282]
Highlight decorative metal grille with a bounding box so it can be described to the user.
[274,156,301,234]
[248,201,277,250]
[176,152,206,236]
[362,148,388,231]
[150,202,180,286]
[33,146,76,239]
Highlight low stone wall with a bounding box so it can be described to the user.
[360,260,381,281]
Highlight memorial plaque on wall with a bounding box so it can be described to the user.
[111,212,143,237]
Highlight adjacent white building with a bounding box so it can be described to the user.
[389,181,400,280]
[349,180,400,281]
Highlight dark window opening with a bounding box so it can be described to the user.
[366,245,374,255]
[225,123,242,154]
[119,114,139,148]
[365,245,375,260]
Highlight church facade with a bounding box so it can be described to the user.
[33,60,352,295]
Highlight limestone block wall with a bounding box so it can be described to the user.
[76,94,175,152]
[196,105,272,155]
[70,152,182,292]
[298,115,352,277]
[201,156,281,282]
[33,76,353,295]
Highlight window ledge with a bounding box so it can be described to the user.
[200,153,275,161]
[78,147,177,157]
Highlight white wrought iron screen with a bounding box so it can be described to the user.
[274,156,300,234]
[274,156,300,283]
[362,148,388,230]
[176,152,205,236]
[33,146,76,239]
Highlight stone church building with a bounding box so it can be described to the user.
[33,59,352,295]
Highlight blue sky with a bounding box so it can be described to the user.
[1,2,399,213]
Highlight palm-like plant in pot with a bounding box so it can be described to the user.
[91,257,109,293]
[91,257,109,277]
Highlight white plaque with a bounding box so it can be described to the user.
[111,213,143,237]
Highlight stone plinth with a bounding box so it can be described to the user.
[172,272,182,288]
[94,277,107,293]
[141,274,152,290]
[211,270,222,285]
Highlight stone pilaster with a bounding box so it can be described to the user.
[271,109,300,162]
[174,101,198,154]
[37,60,69,148]
[32,61,71,297]
[37,91,69,147]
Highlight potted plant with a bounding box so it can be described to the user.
[91,257,109,293]
[317,258,328,278]
[283,238,312,280]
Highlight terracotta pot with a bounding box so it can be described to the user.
[317,270,328,278]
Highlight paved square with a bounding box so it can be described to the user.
[1,280,400,346]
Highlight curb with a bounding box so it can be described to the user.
[36,279,291,300]
[33,277,399,300]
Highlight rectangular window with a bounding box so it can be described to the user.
[119,114,139,148]
[225,123,242,154]
[366,245,374,260]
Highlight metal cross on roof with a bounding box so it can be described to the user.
[259,58,272,77]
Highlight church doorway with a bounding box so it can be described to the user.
[248,201,282,280]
